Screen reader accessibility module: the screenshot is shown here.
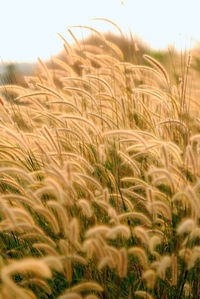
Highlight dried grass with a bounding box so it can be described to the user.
[1,21,200,299]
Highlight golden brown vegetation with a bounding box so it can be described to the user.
[0,22,200,298]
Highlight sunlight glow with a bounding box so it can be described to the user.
[0,0,199,62]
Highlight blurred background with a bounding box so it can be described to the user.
[1,0,200,85]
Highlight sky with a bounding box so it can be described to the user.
[0,0,200,63]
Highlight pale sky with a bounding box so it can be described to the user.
[0,0,200,62]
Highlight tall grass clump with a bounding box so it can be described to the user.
[0,21,200,298]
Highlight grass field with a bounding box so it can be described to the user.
[0,23,200,298]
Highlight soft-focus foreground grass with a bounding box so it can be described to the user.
[0,23,200,298]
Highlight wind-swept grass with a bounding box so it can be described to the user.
[0,22,200,298]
